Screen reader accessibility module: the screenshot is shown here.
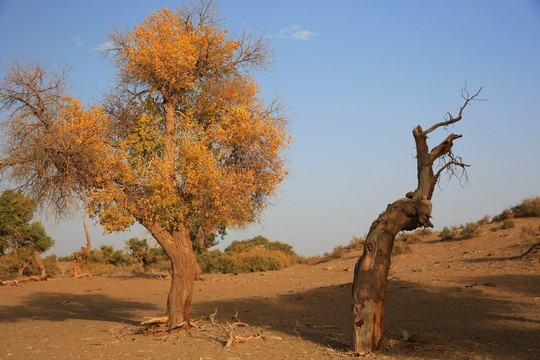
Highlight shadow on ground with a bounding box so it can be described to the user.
[0,291,158,325]
[192,275,540,359]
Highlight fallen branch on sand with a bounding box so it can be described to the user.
[73,273,94,279]
[1,275,51,286]
[225,330,263,347]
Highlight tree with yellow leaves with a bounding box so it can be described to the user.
[0,1,289,328]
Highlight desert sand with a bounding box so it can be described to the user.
[1,218,538,359]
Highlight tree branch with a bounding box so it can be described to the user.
[421,86,483,135]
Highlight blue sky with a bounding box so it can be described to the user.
[0,1,539,257]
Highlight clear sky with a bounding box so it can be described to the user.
[0,1,539,257]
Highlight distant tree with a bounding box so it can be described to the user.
[0,190,54,277]
[0,1,289,328]
[126,238,151,270]
[352,87,483,353]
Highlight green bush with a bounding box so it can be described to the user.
[510,197,540,218]
[198,236,305,274]
[439,226,454,241]
[225,235,269,253]
[264,241,294,255]
[460,222,481,239]
[502,219,515,229]
[493,197,540,221]
[43,254,59,276]
[418,228,432,237]
[198,250,234,273]
[477,215,491,225]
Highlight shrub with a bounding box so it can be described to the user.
[493,197,540,222]
[225,235,269,253]
[392,242,410,256]
[418,228,432,237]
[510,197,540,218]
[264,241,294,255]
[198,250,234,274]
[43,254,59,276]
[477,215,491,225]
[232,249,289,272]
[520,226,538,243]
[501,219,515,229]
[199,236,305,274]
[439,226,454,241]
[460,222,481,239]
[107,249,132,267]
[393,234,412,255]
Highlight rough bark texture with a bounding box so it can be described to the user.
[72,250,87,277]
[143,221,197,329]
[352,88,481,353]
[32,249,47,277]
[352,199,432,352]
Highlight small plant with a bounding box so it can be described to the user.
[476,215,491,225]
[439,226,454,241]
[346,236,365,251]
[392,239,410,256]
[418,228,432,237]
[520,226,538,243]
[460,222,481,239]
[501,219,515,229]
[323,245,346,260]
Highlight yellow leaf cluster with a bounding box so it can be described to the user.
[74,8,290,236]
[118,8,239,94]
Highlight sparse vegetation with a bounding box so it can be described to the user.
[493,197,540,221]
[502,219,515,229]
[520,226,539,243]
[321,236,365,261]
[460,222,482,239]
[3,197,540,281]
[477,215,491,225]
[198,236,306,273]
[439,226,455,241]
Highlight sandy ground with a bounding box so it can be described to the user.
[1,218,539,360]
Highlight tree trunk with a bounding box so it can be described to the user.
[144,222,198,329]
[351,88,481,353]
[32,249,47,277]
[83,217,92,251]
[72,250,87,277]
[352,199,432,352]
[17,263,27,277]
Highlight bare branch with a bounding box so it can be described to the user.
[422,86,483,135]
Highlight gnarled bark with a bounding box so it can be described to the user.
[32,249,47,277]
[352,87,482,353]
[141,221,198,329]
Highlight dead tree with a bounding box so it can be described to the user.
[352,87,483,353]
[72,217,92,277]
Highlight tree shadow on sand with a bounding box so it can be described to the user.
[192,275,539,359]
[0,291,158,325]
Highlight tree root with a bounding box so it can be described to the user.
[139,308,281,348]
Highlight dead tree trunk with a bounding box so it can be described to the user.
[73,217,92,277]
[32,249,47,277]
[83,217,92,251]
[352,87,482,353]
